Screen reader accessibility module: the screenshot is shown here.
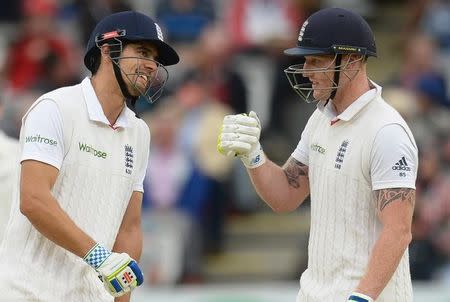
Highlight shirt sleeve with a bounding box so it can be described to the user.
[291,114,314,165]
[132,123,150,192]
[370,124,418,190]
[21,99,64,169]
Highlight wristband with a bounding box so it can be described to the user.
[240,143,266,169]
[348,292,374,302]
[83,243,112,269]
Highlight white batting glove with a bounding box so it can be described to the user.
[84,243,144,297]
[348,292,374,302]
[217,111,266,169]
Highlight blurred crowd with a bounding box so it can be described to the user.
[0,0,449,287]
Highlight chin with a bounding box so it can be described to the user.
[314,89,333,101]
[313,93,326,101]
[127,85,142,96]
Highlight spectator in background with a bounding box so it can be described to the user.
[75,0,132,45]
[401,0,450,100]
[403,0,450,55]
[411,141,450,280]
[142,100,188,213]
[156,0,216,44]
[0,98,19,244]
[140,101,203,285]
[176,70,233,186]
[408,69,450,281]
[0,91,40,138]
[409,72,450,147]
[140,69,234,283]
[387,33,438,91]
[193,24,248,114]
[225,0,301,53]
[410,142,447,280]
[224,0,304,142]
[175,70,233,254]
[2,0,79,94]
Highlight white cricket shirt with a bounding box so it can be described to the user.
[0,78,150,301]
[293,82,417,302]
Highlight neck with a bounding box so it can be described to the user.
[91,74,126,125]
[332,72,371,115]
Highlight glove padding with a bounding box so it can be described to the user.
[97,252,144,297]
[217,111,265,168]
[348,292,374,302]
[84,244,144,297]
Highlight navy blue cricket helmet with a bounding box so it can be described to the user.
[84,11,179,72]
[284,7,377,58]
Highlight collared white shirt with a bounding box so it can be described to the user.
[21,77,131,170]
[292,81,417,301]
[316,82,379,123]
[81,77,129,128]
[292,81,417,190]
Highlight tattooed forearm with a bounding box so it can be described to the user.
[376,188,416,211]
[283,157,308,189]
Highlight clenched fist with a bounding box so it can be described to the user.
[217,111,266,168]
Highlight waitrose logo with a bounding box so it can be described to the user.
[79,142,107,159]
[25,134,57,146]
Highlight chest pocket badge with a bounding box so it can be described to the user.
[125,144,134,175]
[334,140,349,170]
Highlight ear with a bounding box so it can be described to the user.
[346,54,364,66]
[99,44,110,57]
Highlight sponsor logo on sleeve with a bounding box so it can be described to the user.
[392,156,411,177]
[392,156,411,171]
[25,134,57,146]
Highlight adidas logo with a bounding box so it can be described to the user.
[392,156,411,171]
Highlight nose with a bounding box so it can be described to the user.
[142,58,158,72]
[301,61,313,79]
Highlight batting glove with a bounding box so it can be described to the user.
[348,292,374,302]
[217,111,266,169]
[84,243,144,297]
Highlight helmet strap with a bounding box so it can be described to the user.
[111,59,138,114]
[330,54,342,100]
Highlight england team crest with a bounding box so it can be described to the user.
[334,140,349,169]
[124,144,134,175]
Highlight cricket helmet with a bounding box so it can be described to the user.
[84,10,179,71]
[83,11,180,105]
[284,7,377,58]
[283,8,377,103]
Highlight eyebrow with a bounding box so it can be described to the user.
[135,44,157,55]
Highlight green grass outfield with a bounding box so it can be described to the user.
[132,281,450,302]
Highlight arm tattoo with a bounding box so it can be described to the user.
[283,157,308,189]
[376,188,415,211]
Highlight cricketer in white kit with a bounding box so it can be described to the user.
[0,10,180,302]
[0,77,149,301]
[292,82,417,301]
[218,7,417,302]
